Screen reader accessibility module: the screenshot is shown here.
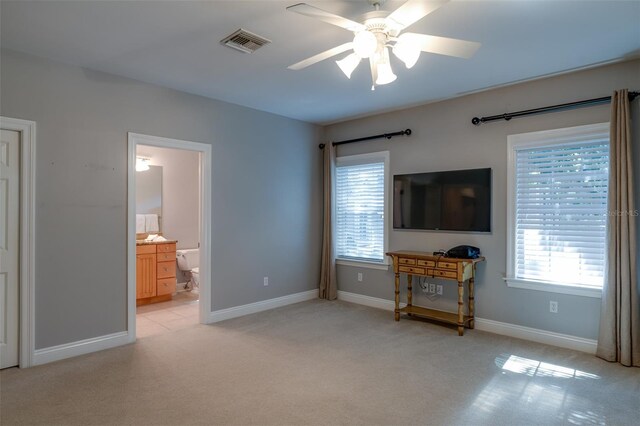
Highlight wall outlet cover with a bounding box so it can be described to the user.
[357,272,363,282]
[263,277,269,286]
[436,285,443,295]
[550,301,558,313]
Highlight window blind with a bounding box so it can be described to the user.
[514,140,609,288]
[336,161,385,262]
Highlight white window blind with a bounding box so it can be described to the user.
[514,139,609,288]
[336,159,386,262]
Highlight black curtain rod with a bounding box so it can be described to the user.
[319,129,411,149]
[471,91,639,125]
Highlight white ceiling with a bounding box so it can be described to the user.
[1,1,639,124]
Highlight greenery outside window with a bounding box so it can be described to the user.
[506,123,609,298]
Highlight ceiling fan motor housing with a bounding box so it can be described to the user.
[361,13,401,38]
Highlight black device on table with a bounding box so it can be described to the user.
[444,245,481,259]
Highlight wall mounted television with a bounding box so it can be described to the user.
[393,168,491,232]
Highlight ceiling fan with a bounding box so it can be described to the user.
[287,0,480,89]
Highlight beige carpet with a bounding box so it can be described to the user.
[1,300,638,425]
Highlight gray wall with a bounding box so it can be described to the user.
[0,49,323,349]
[137,145,200,250]
[326,60,640,340]
[2,47,637,349]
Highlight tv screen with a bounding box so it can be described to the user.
[393,168,491,232]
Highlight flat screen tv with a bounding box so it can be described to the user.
[393,168,491,232]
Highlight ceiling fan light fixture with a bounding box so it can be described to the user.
[375,48,397,85]
[392,34,421,69]
[286,1,479,90]
[336,53,361,78]
[136,157,150,172]
[369,56,378,90]
[352,30,378,58]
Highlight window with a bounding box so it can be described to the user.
[335,151,389,268]
[506,123,609,298]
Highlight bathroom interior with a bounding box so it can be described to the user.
[135,144,201,338]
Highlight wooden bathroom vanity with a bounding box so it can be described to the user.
[136,240,177,306]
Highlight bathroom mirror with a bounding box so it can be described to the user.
[136,165,162,229]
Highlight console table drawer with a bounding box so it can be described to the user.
[399,258,417,266]
[437,261,458,270]
[399,265,425,275]
[429,269,458,279]
[417,259,435,267]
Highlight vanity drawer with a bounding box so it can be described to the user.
[157,261,176,278]
[157,243,177,253]
[428,269,458,279]
[399,265,425,275]
[157,277,175,296]
[157,251,176,262]
[136,244,156,255]
[398,258,416,266]
[417,259,435,267]
[437,261,458,270]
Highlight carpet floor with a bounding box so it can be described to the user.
[1,300,638,425]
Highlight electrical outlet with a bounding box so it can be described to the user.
[357,272,363,282]
[263,276,269,286]
[549,301,558,313]
[436,285,443,295]
[429,283,436,293]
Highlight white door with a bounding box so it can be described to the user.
[0,129,19,369]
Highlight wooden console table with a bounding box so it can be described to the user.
[386,251,485,336]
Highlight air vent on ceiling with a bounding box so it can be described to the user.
[221,29,271,53]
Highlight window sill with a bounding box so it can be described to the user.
[336,259,389,271]
[504,277,602,298]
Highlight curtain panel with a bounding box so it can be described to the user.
[597,89,640,367]
[319,143,337,300]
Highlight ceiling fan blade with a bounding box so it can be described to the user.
[406,33,480,59]
[286,3,366,33]
[288,42,354,71]
[387,0,450,30]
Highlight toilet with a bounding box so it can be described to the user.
[176,249,199,291]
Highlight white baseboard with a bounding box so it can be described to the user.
[33,331,130,366]
[474,318,597,354]
[337,290,405,311]
[337,290,597,354]
[208,289,317,323]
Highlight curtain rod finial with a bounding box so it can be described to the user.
[471,117,481,126]
[319,143,326,149]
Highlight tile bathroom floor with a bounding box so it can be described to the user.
[136,291,200,338]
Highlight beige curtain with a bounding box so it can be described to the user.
[597,89,640,367]
[319,142,337,300]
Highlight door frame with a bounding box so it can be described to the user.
[127,132,212,341]
[0,116,36,368]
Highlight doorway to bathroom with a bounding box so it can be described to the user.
[127,133,212,341]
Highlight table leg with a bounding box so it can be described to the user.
[394,272,400,321]
[468,276,475,329]
[457,280,464,336]
[407,274,413,316]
